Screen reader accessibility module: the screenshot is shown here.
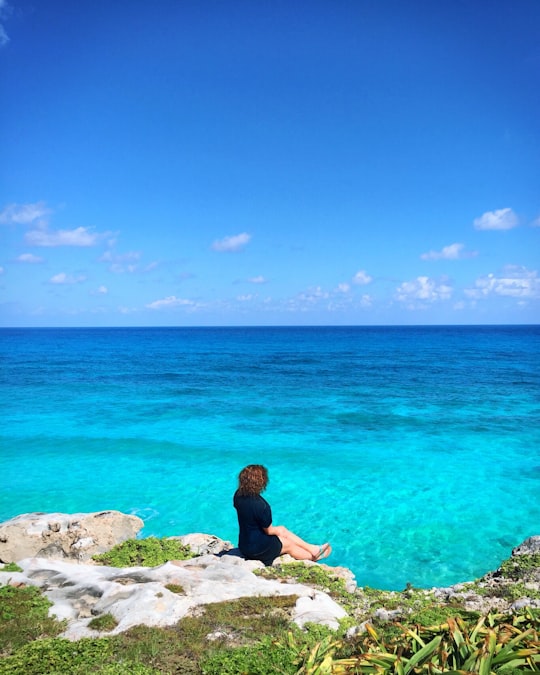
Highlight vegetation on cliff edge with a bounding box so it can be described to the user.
[1,544,539,673]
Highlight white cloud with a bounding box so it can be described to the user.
[26,226,100,247]
[49,272,87,285]
[465,266,540,299]
[283,283,374,314]
[473,208,518,231]
[97,285,108,294]
[0,1,10,47]
[212,232,251,252]
[237,294,255,301]
[100,250,142,273]
[421,242,477,261]
[146,295,196,310]
[17,253,44,264]
[0,266,4,275]
[0,201,51,225]
[353,270,372,285]
[531,216,540,228]
[395,276,453,308]
[2,201,110,249]
[248,275,267,284]
[359,294,372,308]
[100,250,140,263]
[298,286,330,303]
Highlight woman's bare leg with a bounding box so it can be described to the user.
[274,525,331,561]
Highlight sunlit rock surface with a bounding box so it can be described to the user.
[0,511,143,563]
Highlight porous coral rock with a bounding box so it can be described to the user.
[0,511,143,563]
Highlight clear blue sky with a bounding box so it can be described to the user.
[1,0,539,326]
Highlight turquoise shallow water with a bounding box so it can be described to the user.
[1,325,539,590]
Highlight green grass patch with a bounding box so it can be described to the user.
[201,625,341,675]
[464,556,540,603]
[2,558,539,674]
[0,593,300,674]
[499,553,540,581]
[101,594,301,674]
[92,536,194,567]
[88,613,119,632]
[0,636,160,675]
[0,585,65,656]
[407,603,480,627]
[255,562,356,607]
[164,583,185,594]
[0,563,23,573]
[487,581,540,602]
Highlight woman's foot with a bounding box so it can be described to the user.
[313,543,332,562]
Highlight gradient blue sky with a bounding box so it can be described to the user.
[1,0,539,326]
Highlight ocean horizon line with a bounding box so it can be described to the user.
[1,322,538,331]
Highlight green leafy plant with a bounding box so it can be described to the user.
[0,562,23,573]
[275,630,341,674]
[332,609,540,673]
[92,537,194,567]
[201,627,340,675]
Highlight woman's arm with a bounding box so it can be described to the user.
[263,524,287,537]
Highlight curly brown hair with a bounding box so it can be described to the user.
[237,464,269,496]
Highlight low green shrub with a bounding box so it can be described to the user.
[92,537,194,567]
[0,585,65,655]
[201,638,298,675]
[0,635,161,674]
[255,562,356,610]
[88,613,119,632]
[499,553,540,581]
[0,563,23,573]
[408,603,480,627]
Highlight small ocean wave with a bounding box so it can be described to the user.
[129,507,161,522]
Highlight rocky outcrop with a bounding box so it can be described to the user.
[174,532,235,556]
[1,551,347,640]
[356,536,540,621]
[513,535,540,556]
[1,512,538,642]
[0,511,144,563]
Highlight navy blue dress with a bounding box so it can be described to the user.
[233,491,283,565]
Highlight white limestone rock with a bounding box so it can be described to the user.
[512,536,540,556]
[173,533,233,556]
[0,552,350,640]
[0,511,143,563]
[293,592,348,629]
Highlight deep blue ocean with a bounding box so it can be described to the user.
[1,325,539,590]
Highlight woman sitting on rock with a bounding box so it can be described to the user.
[233,464,331,566]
